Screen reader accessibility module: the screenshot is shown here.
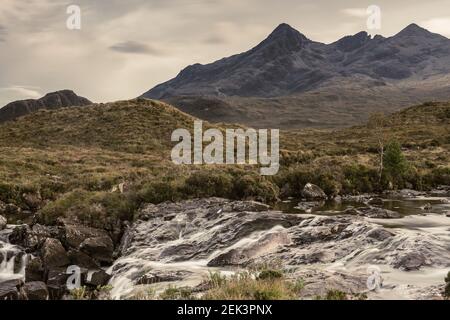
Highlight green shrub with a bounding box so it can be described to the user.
[231,174,279,203]
[182,171,233,198]
[258,269,284,281]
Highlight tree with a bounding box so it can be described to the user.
[383,140,408,181]
[368,113,390,184]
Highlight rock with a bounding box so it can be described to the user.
[367,197,384,206]
[22,192,43,210]
[0,279,24,300]
[3,203,21,215]
[295,201,324,212]
[367,228,395,241]
[85,269,111,287]
[333,195,342,203]
[62,222,111,248]
[0,214,6,230]
[358,206,401,219]
[394,252,428,271]
[301,183,327,200]
[23,281,49,300]
[10,224,62,251]
[135,271,188,285]
[445,211,450,218]
[67,249,100,269]
[41,238,70,268]
[80,236,114,264]
[25,256,45,282]
[46,269,70,300]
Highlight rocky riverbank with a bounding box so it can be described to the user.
[1,186,449,300]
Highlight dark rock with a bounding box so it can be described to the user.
[367,198,384,206]
[10,224,62,251]
[23,281,49,300]
[359,207,401,219]
[301,183,327,200]
[46,269,69,300]
[0,278,24,300]
[62,222,110,248]
[67,249,100,269]
[41,238,69,268]
[22,192,43,210]
[295,201,324,212]
[80,236,114,264]
[3,203,21,215]
[367,228,395,241]
[135,271,187,285]
[25,256,45,282]
[85,269,111,287]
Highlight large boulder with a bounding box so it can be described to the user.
[46,269,70,300]
[301,183,327,200]
[80,236,114,264]
[0,214,6,230]
[9,224,62,251]
[41,238,70,268]
[23,281,49,300]
[67,249,100,269]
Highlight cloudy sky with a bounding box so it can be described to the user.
[0,0,449,106]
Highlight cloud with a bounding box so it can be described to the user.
[109,41,163,55]
[341,8,367,18]
[0,86,42,107]
[421,17,450,37]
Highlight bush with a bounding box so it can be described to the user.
[383,140,409,179]
[342,165,379,194]
[231,174,279,203]
[182,171,233,198]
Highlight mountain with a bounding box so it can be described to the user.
[142,23,450,128]
[0,90,92,123]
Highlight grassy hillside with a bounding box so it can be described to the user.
[0,98,449,226]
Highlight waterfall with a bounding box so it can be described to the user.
[0,228,27,282]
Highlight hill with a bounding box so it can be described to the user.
[0,90,92,123]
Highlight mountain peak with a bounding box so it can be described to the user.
[395,23,431,37]
[265,23,308,42]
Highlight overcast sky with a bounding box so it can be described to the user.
[0,0,449,106]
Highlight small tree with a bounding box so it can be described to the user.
[383,140,408,183]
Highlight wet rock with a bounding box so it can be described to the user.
[358,206,401,219]
[394,252,428,271]
[0,214,6,230]
[0,279,24,300]
[367,228,395,241]
[41,238,70,268]
[80,236,114,264]
[367,198,384,206]
[135,271,189,285]
[295,201,324,212]
[85,269,111,287]
[25,256,45,282]
[301,183,327,200]
[23,281,49,300]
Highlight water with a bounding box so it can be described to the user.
[275,196,450,216]
[0,227,27,283]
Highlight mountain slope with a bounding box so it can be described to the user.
[142,23,450,129]
[0,90,92,123]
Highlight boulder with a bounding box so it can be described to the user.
[394,252,428,271]
[359,207,401,219]
[0,278,24,300]
[22,192,43,210]
[85,269,111,287]
[2,203,21,215]
[23,281,49,300]
[62,222,111,248]
[41,238,70,268]
[67,249,100,269]
[80,236,114,264]
[25,256,45,282]
[10,224,62,251]
[0,214,6,230]
[46,269,70,300]
[367,197,384,206]
[301,183,327,200]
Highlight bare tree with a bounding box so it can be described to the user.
[368,113,390,184]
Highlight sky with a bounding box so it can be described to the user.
[0,0,449,106]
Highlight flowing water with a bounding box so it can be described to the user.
[0,227,27,283]
[107,195,450,300]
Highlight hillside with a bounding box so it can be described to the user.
[142,23,450,129]
[0,99,448,214]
